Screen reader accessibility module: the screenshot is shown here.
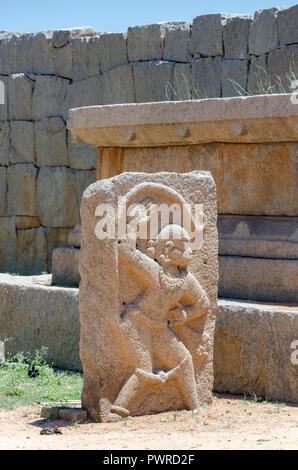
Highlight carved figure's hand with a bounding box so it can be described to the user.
[168,307,187,325]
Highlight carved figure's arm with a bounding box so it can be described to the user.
[183,274,210,321]
[118,239,157,284]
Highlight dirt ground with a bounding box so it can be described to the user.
[0,394,297,450]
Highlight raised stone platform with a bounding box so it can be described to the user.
[0,274,297,403]
[219,256,298,302]
[215,299,298,403]
[0,273,80,371]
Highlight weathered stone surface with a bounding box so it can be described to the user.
[45,227,72,272]
[99,33,127,73]
[52,247,80,286]
[8,74,33,120]
[96,148,124,180]
[0,76,8,121]
[15,216,40,229]
[172,63,191,101]
[267,45,298,93]
[68,94,298,148]
[52,27,94,48]
[222,15,252,60]
[0,167,6,216]
[214,299,298,403]
[163,22,190,62]
[31,32,54,74]
[0,273,81,371]
[219,256,298,303]
[80,171,218,421]
[7,164,37,216]
[37,167,79,227]
[16,227,47,274]
[249,8,281,55]
[76,170,96,206]
[52,29,72,48]
[221,60,248,98]
[68,223,81,248]
[267,47,290,93]
[174,68,193,106]
[10,121,34,164]
[63,76,102,121]
[247,55,268,95]
[191,57,222,98]
[120,142,298,216]
[0,33,53,75]
[0,218,17,272]
[72,36,100,82]
[191,14,223,56]
[134,61,174,103]
[35,117,67,167]
[33,75,70,120]
[0,122,10,165]
[127,23,164,61]
[218,215,298,259]
[53,44,73,79]
[0,34,24,74]
[68,135,97,170]
[277,5,298,46]
[102,64,135,105]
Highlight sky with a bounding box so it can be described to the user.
[1,0,298,33]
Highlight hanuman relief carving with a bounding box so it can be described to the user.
[106,183,210,421]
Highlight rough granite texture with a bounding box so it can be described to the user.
[191,14,224,57]
[248,8,281,56]
[10,121,35,164]
[0,122,10,165]
[0,167,6,216]
[35,117,67,167]
[98,142,298,217]
[79,171,218,421]
[52,247,80,286]
[214,300,298,403]
[37,167,79,228]
[219,256,298,303]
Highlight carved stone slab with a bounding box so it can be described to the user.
[79,171,218,422]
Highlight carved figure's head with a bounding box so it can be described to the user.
[146,224,192,269]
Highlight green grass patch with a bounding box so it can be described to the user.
[0,348,83,409]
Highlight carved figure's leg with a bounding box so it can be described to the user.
[153,328,199,410]
[110,373,143,418]
[108,313,153,421]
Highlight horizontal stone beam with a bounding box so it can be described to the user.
[67,94,298,147]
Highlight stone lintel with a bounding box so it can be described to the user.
[68,94,298,148]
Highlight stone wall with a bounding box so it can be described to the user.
[1,5,298,273]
